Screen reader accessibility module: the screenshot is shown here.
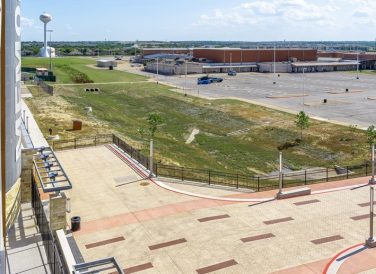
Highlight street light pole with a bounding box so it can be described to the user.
[47,29,53,71]
[278,152,283,195]
[366,186,376,247]
[184,60,187,92]
[273,44,276,84]
[357,49,360,79]
[370,144,376,184]
[156,57,159,84]
[302,68,306,112]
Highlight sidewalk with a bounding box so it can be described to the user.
[21,99,49,149]
[6,203,50,274]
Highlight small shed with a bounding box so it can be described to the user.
[36,68,49,77]
[96,60,118,68]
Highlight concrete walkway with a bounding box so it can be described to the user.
[6,203,50,274]
[21,99,49,149]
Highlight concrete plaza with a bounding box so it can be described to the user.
[55,145,376,273]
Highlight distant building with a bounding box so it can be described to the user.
[96,60,118,68]
[318,51,376,70]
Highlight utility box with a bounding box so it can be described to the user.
[72,120,82,131]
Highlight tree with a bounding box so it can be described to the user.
[295,111,310,140]
[366,125,376,145]
[147,113,163,138]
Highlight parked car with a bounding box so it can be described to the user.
[228,70,237,76]
[197,75,223,85]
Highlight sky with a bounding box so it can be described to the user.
[21,0,376,42]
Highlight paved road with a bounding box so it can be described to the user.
[124,67,376,128]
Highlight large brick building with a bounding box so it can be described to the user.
[192,48,317,63]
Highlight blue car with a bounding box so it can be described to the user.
[197,76,223,85]
[197,79,211,85]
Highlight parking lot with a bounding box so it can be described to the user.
[122,64,376,128]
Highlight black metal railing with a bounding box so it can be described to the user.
[51,134,113,150]
[31,173,67,274]
[112,134,150,170]
[50,133,373,192]
[111,135,372,192]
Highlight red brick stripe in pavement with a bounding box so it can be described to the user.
[264,217,294,225]
[196,259,238,274]
[311,235,343,245]
[148,238,187,250]
[198,214,230,222]
[85,236,125,249]
[351,213,376,221]
[294,199,320,206]
[124,262,154,273]
[241,233,275,243]
[358,201,376,207]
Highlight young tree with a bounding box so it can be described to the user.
[147,113,163,138]
[295,111,310,140]
[366,125,376,146]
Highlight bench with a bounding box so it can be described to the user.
[276,187,311,199]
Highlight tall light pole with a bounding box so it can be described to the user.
[370,144,376,184]
[356,48,360,79]
[156,57,159,84]
[278,152,283,195]
[184,59,187,92]
[273,44,276,84]
[302,68,306,111]
[47,29,53,71]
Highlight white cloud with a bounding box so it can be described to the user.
[21,16,42,30]
[196,0,376,29]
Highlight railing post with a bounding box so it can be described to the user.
[74,138,77,149]
[326,168,329,182]
[155,164,158,177]
[257,176,260,192]
[236,174,239,189]
[347,166,349,179]
[304,170,307,185]
[208,170,211,185]
[366,162,369,176]
[282,173,284,188]
[181,167,184,181]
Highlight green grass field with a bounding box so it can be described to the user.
[22,57,146,83]
[23,57,370,175]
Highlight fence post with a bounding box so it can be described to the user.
[74,138,77,149]
[326,168,329,182]
[366,162,369,176]
[347,166,349,179]
[236,174,239,189]
[257,176,260,192]
[304,170,307,185]
[155,164,158,177]
[208,170,211,185]
[181,167,184,181]
[94,136,97,146]
[282,173,284,188]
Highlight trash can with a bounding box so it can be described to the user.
[71,216,81,232]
